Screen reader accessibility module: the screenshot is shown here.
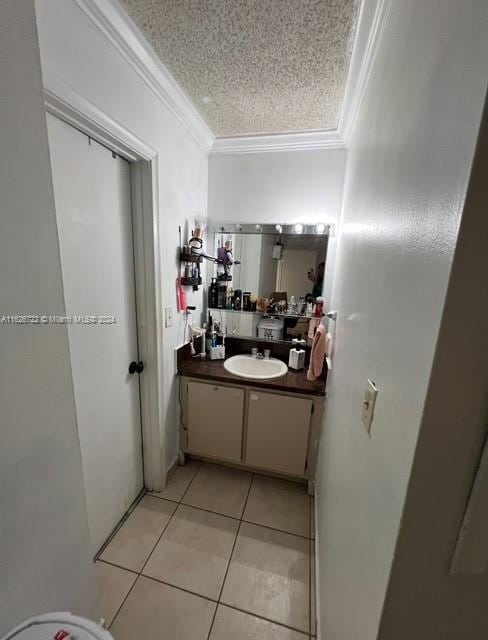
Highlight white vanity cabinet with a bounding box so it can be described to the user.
[245,391,312,475]
[187,381,244,462]
[182,377,323,481]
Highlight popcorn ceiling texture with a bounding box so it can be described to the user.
[119,0,359,137]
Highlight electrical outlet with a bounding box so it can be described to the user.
[361,379,378,435]
[165,306,173,328]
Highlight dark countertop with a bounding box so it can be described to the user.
[180,357,326,396]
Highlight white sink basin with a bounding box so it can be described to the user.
[224,355,288,380]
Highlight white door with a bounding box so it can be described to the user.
[47,114,144,554]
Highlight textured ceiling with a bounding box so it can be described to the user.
[119,0,359,137]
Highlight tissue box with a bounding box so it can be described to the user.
[288,347,306,370]
[209,345,225,360]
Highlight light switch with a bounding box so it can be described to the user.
[361,379,378,435]
[165,306,173,328]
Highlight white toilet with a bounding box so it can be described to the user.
[1,613,113,640]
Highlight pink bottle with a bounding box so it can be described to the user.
[178,281,187,312]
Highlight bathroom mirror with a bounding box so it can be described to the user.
[207,224,329,342]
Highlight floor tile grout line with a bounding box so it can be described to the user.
[105,562,309,637]
[107,570,141,631]
[151,460,312,535]
[100,550,311,636]
[147,459,201,506]
[141,573,220,604]
[107,462,203,631]
[138,500,181,576]
[178,459,203,503]
[242,517,312,540]
[155,459,312,539]
[103,461,312,635]
[119,478,313,539]
[96,558,139,576]
[146,493,179,506]
[177,501,312,539]
[136,460,202,577]
[206,472,255,640]
[219,603,310,637]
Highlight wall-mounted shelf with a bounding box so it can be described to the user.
[180,276,202,287]
[179,251,203,263]
[208,308,313,320]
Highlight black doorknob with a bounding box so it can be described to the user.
[128,361,144,374]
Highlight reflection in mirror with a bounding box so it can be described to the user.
[207,228,328,343]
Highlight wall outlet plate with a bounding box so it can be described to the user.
[165,306,173,328]
[361,379,378,435]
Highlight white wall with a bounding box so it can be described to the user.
[34,0,209,472]
[0,1,96,631]
[208,149,346,307]
[378,102,488,638]
[315,1,488,639]
[209,149,345,225]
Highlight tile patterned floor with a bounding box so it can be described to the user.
[97,460,317,639]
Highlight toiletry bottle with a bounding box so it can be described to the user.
[178,281,187,312]
[217,284,227,309]
[209,278,218,308]
[206,313,213,353]
[315,296,324,317]
[242,292,251,311]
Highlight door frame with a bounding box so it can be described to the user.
[44,73,164,491]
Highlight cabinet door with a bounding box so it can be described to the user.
[245,392,312,476]
[187,381,244,462]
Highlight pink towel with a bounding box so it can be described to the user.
[307,322,326,381]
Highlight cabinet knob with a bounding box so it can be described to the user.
[250,394,258,401]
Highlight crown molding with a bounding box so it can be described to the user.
[43,69,157,162]
[337,0,392,146]
[72,0,215,153]
[211,129,345,155]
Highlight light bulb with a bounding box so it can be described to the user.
[316,223,326,234]
[294,223,304,234]
[255,224,262,231]
[275,224,283,233]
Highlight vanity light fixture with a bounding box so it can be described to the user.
[214,223,332,236]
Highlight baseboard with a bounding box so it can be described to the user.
[314,492,321,639]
